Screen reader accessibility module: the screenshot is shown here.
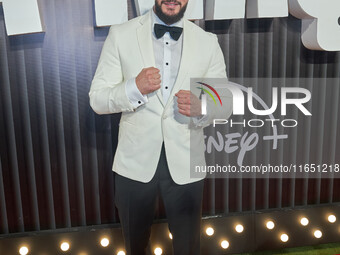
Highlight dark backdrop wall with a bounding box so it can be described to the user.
[0,0,339,235]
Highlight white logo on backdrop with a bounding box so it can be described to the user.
[0,0,339,51]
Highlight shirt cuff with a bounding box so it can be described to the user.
[125,77,148,108]
[192,114,208,126]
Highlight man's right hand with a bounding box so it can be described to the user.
[135,67,161,95]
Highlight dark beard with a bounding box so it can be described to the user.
[154,0,188,25]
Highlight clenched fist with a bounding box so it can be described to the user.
[136,67,161,95]
[175,90,202,117]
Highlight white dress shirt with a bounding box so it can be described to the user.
[124,10,206,124]
[125,10,183,107]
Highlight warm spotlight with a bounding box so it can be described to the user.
[314,230,322,238]
[154,247,162,255]
[300,217,309,226]
[221,240,229,249]
[235,224,244,233]
[205,227,214,236]
[328,215,336,223]
[117,251,126,255]
[169,233,173,239]
[266,221,275,230]
[100,238,109,247]
[60,242,70,252]
[19,246,29,255]
[280,233,289,242]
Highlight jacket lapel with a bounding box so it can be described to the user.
[164,19,196,111]
[136,10,164,107]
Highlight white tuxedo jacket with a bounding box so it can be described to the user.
[89,10,231,184]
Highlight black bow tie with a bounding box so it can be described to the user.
[154,23,183,41]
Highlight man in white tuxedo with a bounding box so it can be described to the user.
[89,0,230,254]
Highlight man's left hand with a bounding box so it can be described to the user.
[175,90,202,117]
